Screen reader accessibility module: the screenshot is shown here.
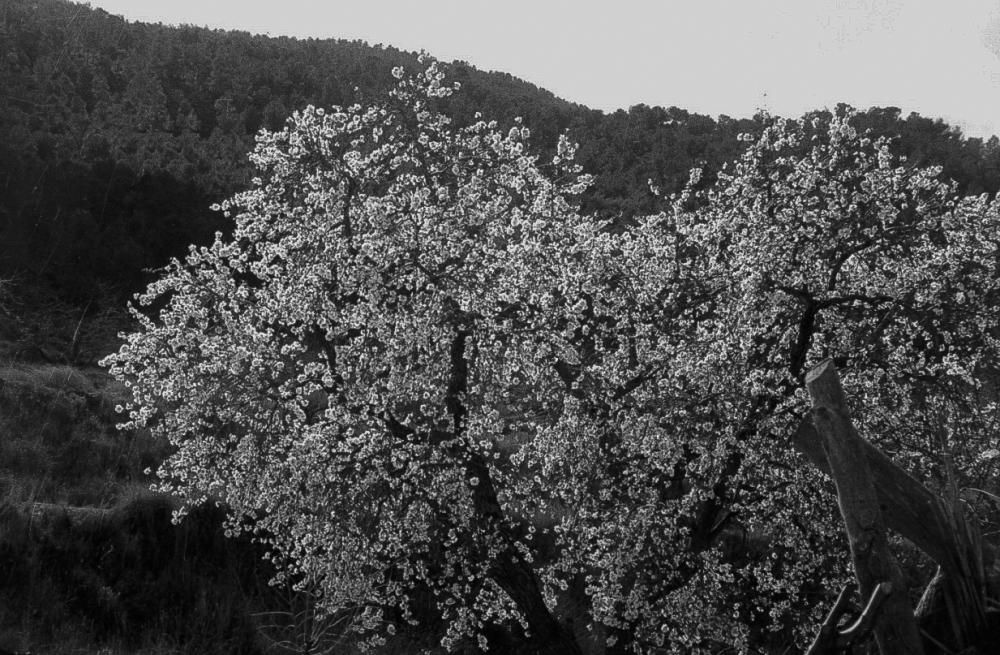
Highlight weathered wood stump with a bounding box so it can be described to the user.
[794,360,997,653]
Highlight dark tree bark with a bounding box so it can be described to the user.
[447,327,582,655]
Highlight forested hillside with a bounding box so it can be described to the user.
[3,0,998,315]
[0,0,583,305]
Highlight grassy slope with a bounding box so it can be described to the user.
[0,341,269,654]
[0,275,285,654]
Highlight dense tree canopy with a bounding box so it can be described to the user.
[105,62,1000,653]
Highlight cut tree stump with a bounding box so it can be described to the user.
[804,360,924,655]
[794,360,996,653]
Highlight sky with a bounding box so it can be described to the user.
[83,0,1000,139]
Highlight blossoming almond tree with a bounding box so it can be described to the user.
[105,59,1000,654]
[105,60,600,653]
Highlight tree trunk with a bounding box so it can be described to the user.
[804,360,924,655]
[448,327,582,655]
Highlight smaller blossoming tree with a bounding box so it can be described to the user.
[541,112,1000,650]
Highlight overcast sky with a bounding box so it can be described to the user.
[84,0,1000,139]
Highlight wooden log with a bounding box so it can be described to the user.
[805,360,924,655]
[793,418,996,577]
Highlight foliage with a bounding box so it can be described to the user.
[105,60,1000,654]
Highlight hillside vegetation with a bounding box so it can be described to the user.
[3,0,998,316]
